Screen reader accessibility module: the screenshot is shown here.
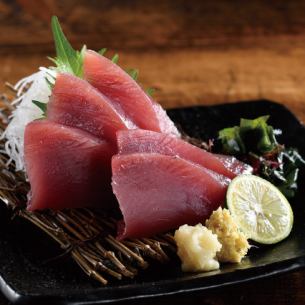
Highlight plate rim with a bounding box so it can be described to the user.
[2,257,305,305]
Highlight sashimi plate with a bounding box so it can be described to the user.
[1,100,305,305]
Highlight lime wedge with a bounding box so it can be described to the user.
[226,175,293,244]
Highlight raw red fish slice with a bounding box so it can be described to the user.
[215,154,252,178]
[24,120,115,211]
[112,153,230,239]
[83,50,180,136]
[47,73,135,145]
[117,129,252,179]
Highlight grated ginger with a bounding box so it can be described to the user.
[174,224,221,272]
[206,207,250,263]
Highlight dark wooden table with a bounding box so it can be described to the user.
[1,1,305,304]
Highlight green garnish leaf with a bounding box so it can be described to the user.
[217,115,305,198]
[44,77,54,90]
[49,16,156,99]
[218,115,277,155]
[50,17,156,97]
[127,69,139,80]
[98,48,107,56]
[146,87,155,97]
[50,16,85,77]
[32,100,47,117]
[239,116,277,153]
[218,126,245,154]
[261,147,305,198]
[111,53,119,64]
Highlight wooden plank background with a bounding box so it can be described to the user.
[1,0,305,121]
[1,1,305,304]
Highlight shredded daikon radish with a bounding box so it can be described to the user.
[1,67,56,171]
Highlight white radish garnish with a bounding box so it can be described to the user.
[1,68,55,171]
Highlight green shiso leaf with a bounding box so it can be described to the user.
[146,87,155,97]
[44,77,54,90]
[127,69,139,80]
[98,48,107,56]
[51,16,86,77]
[111,53,119,64]
[49,17,157,101]
[32,100,47,117]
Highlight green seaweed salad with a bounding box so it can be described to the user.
[215,115,305,198]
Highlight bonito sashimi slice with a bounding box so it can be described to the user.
[24,120,115,211]
[117,129,252,179]
[83,50,180,137]
[112,153,230,239]
[47,73,135,146]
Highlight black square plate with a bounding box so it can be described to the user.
[1,100,305,305]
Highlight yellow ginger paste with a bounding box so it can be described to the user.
[206,207,250,263]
